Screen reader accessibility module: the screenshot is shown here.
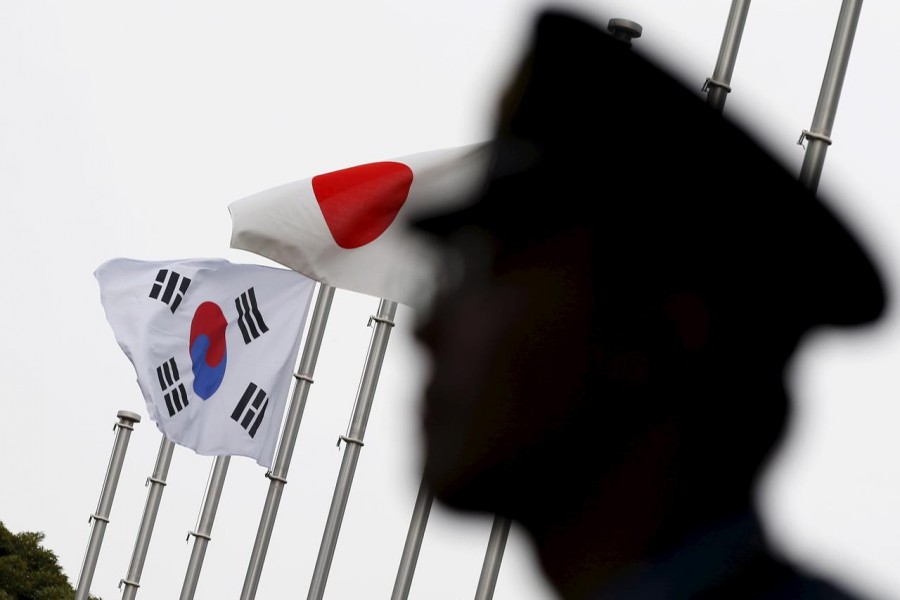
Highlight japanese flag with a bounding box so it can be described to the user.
[95,258,315,468]
[228,143,490,309]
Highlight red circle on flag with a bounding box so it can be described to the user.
[312,161,414,249]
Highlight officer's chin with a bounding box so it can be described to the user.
[421,444,515,518]
[424,468,496,515]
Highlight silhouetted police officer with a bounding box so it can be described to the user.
[413,9,886,600]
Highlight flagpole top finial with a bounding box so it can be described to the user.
[607,18,643,46]
[116,410,142,424]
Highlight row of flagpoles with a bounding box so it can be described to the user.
[73,1,864,597]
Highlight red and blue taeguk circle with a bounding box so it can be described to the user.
[190,302,227,400]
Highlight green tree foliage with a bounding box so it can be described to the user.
[0,521,101,600]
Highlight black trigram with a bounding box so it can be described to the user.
[149,269,192,313]
[156,357,189,417]
[231,382,268,438]
[235,287,269,344]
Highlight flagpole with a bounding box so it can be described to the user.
[120,435,176,600]
[75,410,141,600]
[307,298,398,600]
[473,516,512,600]
[179,454,230,600]
[402,16,649,600]
[241,282,336,599]
[462,19,647,600]
[390,475,434,600]
[457,16,652,600]
[703,0,752,113]
[798,0,864,193]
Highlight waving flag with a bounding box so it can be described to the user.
[228,142,491,308]
[95,258,315,468]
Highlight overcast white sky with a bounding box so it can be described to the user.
[3,1,900,599]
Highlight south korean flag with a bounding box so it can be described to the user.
[95,258,315,468]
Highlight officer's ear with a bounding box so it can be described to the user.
[663,292,710,352]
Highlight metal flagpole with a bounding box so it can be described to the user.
[703,0,752,113]
[390,475,434,600]
[241,283,336,599]
[75,410,141,600]
[798,0,864,194]
[463,17,648,600]
[179,454,230,600]
[307,297,398,600]
[473,516,512,600]
[120,435,176,599]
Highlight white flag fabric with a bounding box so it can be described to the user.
[228,142,491,309]
[95,258,315,468]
